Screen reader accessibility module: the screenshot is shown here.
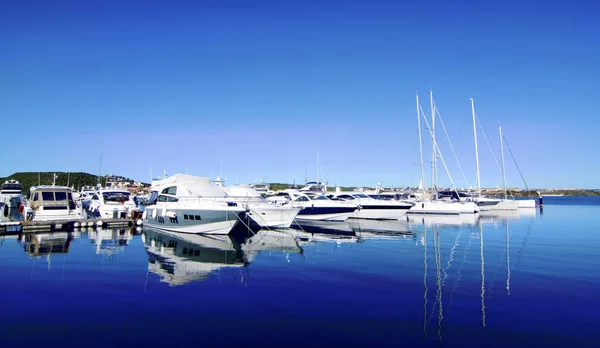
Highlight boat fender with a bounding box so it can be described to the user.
[151,208,157,219]
[142,210,147,220]
[165,211,177,219]
[161,206,166,217]
[18,203,24,213]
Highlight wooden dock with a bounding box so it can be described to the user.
[0,218,142,235]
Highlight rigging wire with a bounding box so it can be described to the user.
[502,135,530,191]
[434,102,471,190]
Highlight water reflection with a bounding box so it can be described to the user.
[23,232,74,257]
[142,227,304,286]
[87,226,140,256]
[419,212,527,342]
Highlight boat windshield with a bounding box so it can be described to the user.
[354,193,370,198]
[103,192,130,203]
[311,195,330,201]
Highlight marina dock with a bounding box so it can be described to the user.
[0,218,141,234]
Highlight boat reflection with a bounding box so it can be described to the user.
[408,213,479,227]
[86,226,139,256]
[290,220,354,235]
[347,218,416,241]
[23,232,74,256]
[142,227,303,286]
[421,215,518,342]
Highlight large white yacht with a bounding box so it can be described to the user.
[142,174,246,235]
[329,192,413,220]
[26,185,85,222]
[267,190,358,222]
[222,184,302,229]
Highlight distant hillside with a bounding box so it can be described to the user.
[0,172,141,196]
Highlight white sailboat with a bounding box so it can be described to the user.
[490,125,519,211]
[469,98,501,211]
[407,92,478,215]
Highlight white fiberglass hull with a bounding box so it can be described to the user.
[352,206,410,220]
[517,199,536,208]
[407,201,462,215]
[143,206,244,235]
[489,200,519,211]
[245,206,302,228]
[31,210,85,222]
[295,211,354,222]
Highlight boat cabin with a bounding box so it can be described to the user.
[29,186,77,212]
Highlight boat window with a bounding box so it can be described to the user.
[312,195,329,201]
[42,192,55,201]
[92,194,99,200]
[55,192,67,201]
[354,193,370,198]
[184,214,189,220]
[295,196,309,202]
[167,196,178,202]
[103,192,130,203]
[337,195,353,200]
[33,193,39,201]
[161,186,177,195]
[158,195,168,202]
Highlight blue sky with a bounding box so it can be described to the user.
[1,0,598,189]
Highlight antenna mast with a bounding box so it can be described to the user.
[499,125,508,200]
[416,93,426,200]
[471,98,481,196]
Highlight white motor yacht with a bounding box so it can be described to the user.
[267,190,357,222]
[222,184,302,229]
[329,192,413,220]
[142,174,246,235]
[84,189,138,219]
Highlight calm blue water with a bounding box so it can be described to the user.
[0,197,599,347]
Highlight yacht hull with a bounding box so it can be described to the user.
[407,201,461,215]
[489,200,519,211]
[517,199,536,208]
[352,206,410,220]
[295,206,356,222]
[143,207,244,235]
[245,206,302,228]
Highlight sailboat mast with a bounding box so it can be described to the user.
[416,94,426,200]
[316,153,319,184]
[429,90,437,198]
[471,98,481,196]
[98,141,103,188]
[499,125,508,200]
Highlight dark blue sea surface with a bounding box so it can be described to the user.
[0,197,599,347]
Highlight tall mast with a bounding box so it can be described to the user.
[429,90,437,198]
[499,125,507,200]
[416,93,426,200]
[471,98,481,196]
[316,153,319,184]
[98,141,103,188]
